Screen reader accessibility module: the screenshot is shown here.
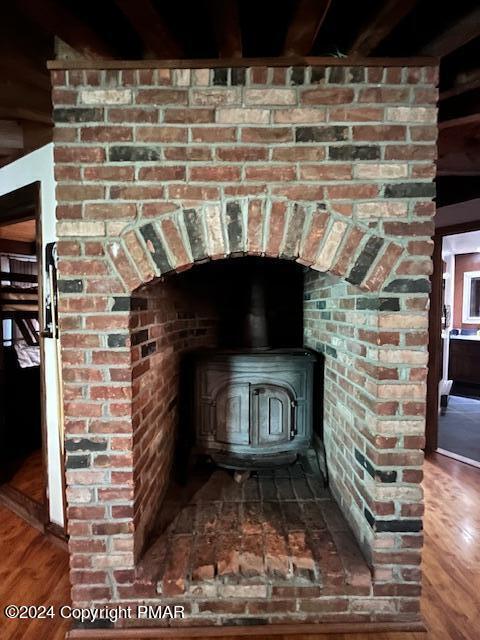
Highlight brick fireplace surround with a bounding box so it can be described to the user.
[50,59,438,634]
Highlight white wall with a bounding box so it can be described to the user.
[0,144,64,527]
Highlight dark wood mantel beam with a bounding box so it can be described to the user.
[419,7,480,57]
[283,0,331,56]
[208,0,242,58]
[349,0,417,57]
[115,0,183,59]
[15,0,115,59]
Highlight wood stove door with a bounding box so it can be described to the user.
[252,385,292,446]
[215,383,250,446]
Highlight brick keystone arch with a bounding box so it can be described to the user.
[103,198,405,296]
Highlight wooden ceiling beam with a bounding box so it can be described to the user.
[0,61,50,93]
[440,68,480,101]
[437,152,480,176]
[115,0,182,58]
[0,148,22,158]
[15,0,115,59]
[208,0,242,58]
[439,114,480,131]
[22,121,54,152]
[419,7,480,57]
[0,121,24,150]
[0,108,51,126]
[349,0,417,57]
[0,82,51,120]
[283,0,331,56]
[437,118,480,175]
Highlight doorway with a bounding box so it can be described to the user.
[427,222,480,468]
[0,183,48,527]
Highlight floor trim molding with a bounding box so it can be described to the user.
[67,620,426,638]
[436,448,480,469]
[0,484,46,532]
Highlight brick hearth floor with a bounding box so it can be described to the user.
[139,452,372,599]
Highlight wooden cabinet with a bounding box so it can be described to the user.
[448,338,480,385]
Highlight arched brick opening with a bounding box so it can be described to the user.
[106,198,407,294]
[104,199,411,559]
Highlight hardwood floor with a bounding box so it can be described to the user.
[0,505,70,640]
[8,449,44,504]
[0,453,479,640]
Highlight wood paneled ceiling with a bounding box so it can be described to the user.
[1,0,480,192]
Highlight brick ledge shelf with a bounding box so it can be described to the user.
[66,620,427,638]
[47,56,438,70]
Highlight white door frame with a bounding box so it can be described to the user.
[0,144,64,528]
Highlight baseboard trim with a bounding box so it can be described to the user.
[0,484,46,532]
[67,619,426,638]
[436,448,480,469]
[45,521,69,550]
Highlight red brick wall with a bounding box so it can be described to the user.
[129,280,218,558]
[52,62,437,627]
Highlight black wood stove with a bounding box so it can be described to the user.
[193,271,316,470]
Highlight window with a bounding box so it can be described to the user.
[462,270,480,323]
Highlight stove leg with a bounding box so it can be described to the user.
[233,470,251,484]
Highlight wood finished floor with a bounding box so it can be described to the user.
[0,452,479,640]
[8,448,44,504]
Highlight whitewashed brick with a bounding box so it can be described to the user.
[205,205,225,256]
[245,89,297,105]
[80,89,132,105]
[377,383,425,399]
[94,553,134,568]
[216,108,270,124]
[66,487,93,503]
[379,313,428,329]
[378,348,428,365]
[356,202,407,218]
[314,220,347,271]
[219,585,267,598]
[190,89,241,106]
[386,107,437,123]
[57,221,105,237]
[375,485,423,501]
[355,163,408,179]
[192,69,210,86]
[174,69,191,86]
[375,419,425,435]
[274,107,326,123]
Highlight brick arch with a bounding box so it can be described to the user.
[105,198,405,296]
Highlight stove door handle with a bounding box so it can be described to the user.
[290,399,297,439]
